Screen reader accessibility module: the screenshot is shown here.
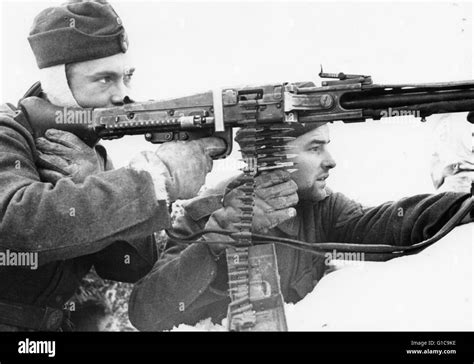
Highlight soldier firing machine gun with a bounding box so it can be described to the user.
[18,70,474,331]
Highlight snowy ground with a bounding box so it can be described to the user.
[169,223,473,332]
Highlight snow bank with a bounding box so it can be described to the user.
[286,223,473,331]
[171,223,473,331]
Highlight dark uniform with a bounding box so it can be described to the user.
[0,1,173,331]
[0,93,169,331]
[128,178,470,331]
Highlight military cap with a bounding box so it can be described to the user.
[283,122,328,138]
[28,0,128,69]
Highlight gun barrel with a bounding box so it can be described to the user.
[341,89,474,110]
[20,77,474,151]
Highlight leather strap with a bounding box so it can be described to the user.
[0,299,64,331]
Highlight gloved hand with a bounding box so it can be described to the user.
[203,170,299,256]
[35,129,102,183]
[128,137,226,203]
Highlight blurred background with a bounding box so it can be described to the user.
[1,1,472,205]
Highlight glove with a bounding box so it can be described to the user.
[431,159,474,193]
[203,169,299,256]
[128,137,226,203]
[35,129,102,183]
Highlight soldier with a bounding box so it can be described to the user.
[0,1,224,331]
[430,113,474,193]
[128,121,473,331]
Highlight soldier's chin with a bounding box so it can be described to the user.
[312,183,328,201]
[299,184,327,202]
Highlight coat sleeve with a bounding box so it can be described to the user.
[89,145,159,282]
[129,196,229,331]
[0,106,171,265]
[92,235,158,283]
[324,191,471,247]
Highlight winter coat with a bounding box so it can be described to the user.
[0,99,169,330]
[129,178,470,331]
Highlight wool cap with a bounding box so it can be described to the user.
[28,1,128,69]
[284,122,328,138]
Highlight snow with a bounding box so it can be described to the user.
[285,223,473,331]
[171,318,227,332]
[171,223,473,332]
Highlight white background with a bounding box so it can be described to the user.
[0,0,472,205]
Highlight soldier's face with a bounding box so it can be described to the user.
[66,53,134,108]
[287,124,337,201]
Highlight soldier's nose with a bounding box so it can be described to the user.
[323,153,337,170]
[123,96,133,104]
[111,95,133,106]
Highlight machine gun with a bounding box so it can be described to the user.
[18,70,474,332]
[18,70,474,154]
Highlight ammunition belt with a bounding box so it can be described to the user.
[225,99,295,331]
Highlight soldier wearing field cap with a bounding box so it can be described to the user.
[0,0,224,331]
[129,121,472,331]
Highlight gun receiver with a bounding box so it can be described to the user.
[19,73,474,159]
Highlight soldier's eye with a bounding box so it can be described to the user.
[98,77,112,84]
